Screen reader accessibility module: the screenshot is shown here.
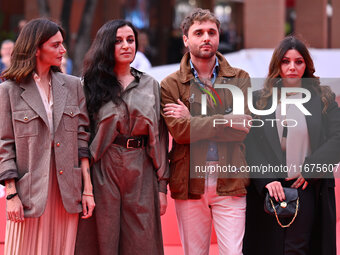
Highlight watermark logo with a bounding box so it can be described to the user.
[201,84,311,116]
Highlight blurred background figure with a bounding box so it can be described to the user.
[219,22,238,53]
[0,40,14,75]
[131,30,152,72]
[61,51,73,74]
[18,19,27,33]
[15,19,28,40]
[167,28,186,64]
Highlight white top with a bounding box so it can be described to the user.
[33,73,54,134]
[276,93,311,178]
[131,51,152,72]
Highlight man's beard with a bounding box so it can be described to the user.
[189,45,217,59]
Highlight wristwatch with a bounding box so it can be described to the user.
[6,192,18,200]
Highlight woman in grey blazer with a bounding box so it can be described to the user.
[0,18,95,255]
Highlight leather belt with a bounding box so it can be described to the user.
[113,134,147,148]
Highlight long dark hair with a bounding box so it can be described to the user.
[257,35,332,112]
[83,19,138,122]
[3,18,64,83]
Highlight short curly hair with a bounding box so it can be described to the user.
[181,8,220,36]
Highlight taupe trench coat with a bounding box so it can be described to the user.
[89,69,169,189]
[75,68,168,255]
[0,71,90,217]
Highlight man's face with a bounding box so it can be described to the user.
[183,20,219,60]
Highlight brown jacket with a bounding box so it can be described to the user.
[160,52,250,200]
[0,72,90,216]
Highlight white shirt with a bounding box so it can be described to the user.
[276,93,311,178]
[33,73,54,135]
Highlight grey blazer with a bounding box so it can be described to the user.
[0,71,90,217]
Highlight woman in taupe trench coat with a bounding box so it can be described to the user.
[75,20,169,255]
[0,18,95,255]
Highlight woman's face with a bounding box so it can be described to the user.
[279,49,306,87]
[114,25,136,66]
[36,31,66,68]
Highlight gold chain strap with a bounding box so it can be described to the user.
[270,198,299,228]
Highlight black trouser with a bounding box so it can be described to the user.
[283,181,315,255]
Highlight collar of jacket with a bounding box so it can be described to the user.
[19,71,66,131]
[19,71,64,88]
[130,67,142,81]
[178,51,237,84]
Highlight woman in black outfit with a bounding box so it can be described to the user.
[243,36,340,255]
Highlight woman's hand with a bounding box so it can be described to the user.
[164,99,190,119]
[5,179,24,222]
[286,174,308,190]
[265,181,285,202]
[80,158,95,219]
[7,195,24,222]
[159,192,167,216]
[81,194,95,219]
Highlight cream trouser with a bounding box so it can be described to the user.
[175,174,246,255]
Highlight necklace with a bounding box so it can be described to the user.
[47,80,51,103]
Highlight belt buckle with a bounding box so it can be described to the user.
[127,138,134,149]
[127,138,142,148]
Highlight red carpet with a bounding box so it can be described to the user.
[1,181,340,255]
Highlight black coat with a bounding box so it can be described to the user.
[243,88,340,255]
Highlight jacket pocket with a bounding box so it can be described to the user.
[169,153,189,193]
[16,171,31,209]
[12,110,39,137]
[63,106,81,132]
[72,167,82,203]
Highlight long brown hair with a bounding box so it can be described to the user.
[257,35,332,113]
[2,18,65,83]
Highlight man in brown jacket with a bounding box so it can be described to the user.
[161,8,251,255]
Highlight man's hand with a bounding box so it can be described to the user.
[164,99,191,119]
[224,114,252,133]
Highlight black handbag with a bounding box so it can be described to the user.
[264,187,299,228]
